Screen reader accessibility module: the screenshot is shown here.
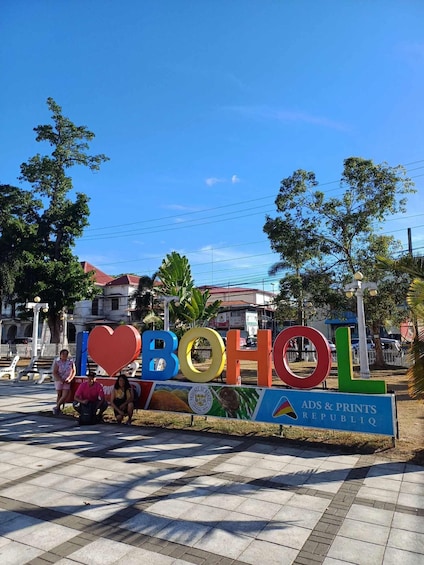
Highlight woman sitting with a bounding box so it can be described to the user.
[110,375,134,424]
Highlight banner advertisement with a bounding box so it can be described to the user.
[74,377,396,437]
[77,324,399,440]
[141,381,397,437]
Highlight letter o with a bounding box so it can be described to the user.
[273,326,332,389]
[179,328,226,383]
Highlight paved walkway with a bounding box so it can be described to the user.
[0,380,423,565]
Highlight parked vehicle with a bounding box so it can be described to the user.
[327,339,336,353]
[215,330,227,345]
[380,338,401,352]
[351,337,374,351]
[246,336,257,348]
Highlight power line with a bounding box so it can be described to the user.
[79,161,424,277]
[82,204,273,241]
[82,161,424,237]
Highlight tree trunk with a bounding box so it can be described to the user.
[372,322,385,367]
[48,313,61,343]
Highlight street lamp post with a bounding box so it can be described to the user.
[64,312,69,347]
[27,297,49,361]
[270,283,276,338]
[160,296,179,331]
[61,311,73,350]
[344,272,377,379]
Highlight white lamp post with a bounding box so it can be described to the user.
[160,296,179,331]
[61,310,73,349]
[344,272,377,379]
[27,297,49,360]
[63,312,68,347]
[126,309,132,325]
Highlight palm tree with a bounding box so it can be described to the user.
[131,272,158,328]
[157,252,222,333]
[180,287,222,328]
[378,256,424,398]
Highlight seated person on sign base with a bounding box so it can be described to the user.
[73,372,108,424]
[110,375,134,425]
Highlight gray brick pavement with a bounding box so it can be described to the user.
[0,381,423,564]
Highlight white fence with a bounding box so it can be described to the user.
[352,349,411,368]
[0,344,77,359]
[284,348,411,367]
[1,343,411,368]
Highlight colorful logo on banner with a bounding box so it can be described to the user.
[273,397,297,420]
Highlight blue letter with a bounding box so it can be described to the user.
[141,330,179,381]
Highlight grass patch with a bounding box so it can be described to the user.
[52,360,423,466]
[60,405,393,457]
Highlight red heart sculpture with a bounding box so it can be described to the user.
[88,325,141,377]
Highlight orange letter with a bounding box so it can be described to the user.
[226,329,273,387]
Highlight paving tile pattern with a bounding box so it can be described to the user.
[0,381,423,565]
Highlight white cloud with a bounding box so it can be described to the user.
[163,204,200,211]
[205,175,240,187]
[205,177,225,186]
[225,105,349,132]
[188,244,255,270]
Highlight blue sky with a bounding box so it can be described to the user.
[1,1,424,291]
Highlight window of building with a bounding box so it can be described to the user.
[91,299,99,316]
[111,298,119,311]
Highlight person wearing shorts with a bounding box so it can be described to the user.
[110,375,134,424]
[53,349,76,415]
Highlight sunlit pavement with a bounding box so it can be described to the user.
[0,380,423,565]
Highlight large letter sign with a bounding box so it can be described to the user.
[226,329,273,387]
[86,324,396,438]
[335,327,386,394]
[273,326,332,389]
[88,325,141,377]
[142,330,179,380]
[179,327,226,382]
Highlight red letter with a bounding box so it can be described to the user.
[273,326,331,389]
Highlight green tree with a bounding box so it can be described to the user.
[0,184,41,312]
[15,98,109,342]
[131,272,159,328]
[378,255,424,397]
[180,287,222,328]
[265,157,414,366]
[157,252,194,301]
[157,251,221,332]
[265,170,328,325]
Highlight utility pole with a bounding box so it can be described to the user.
[407,227,419,342]
[408,227,413,255]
